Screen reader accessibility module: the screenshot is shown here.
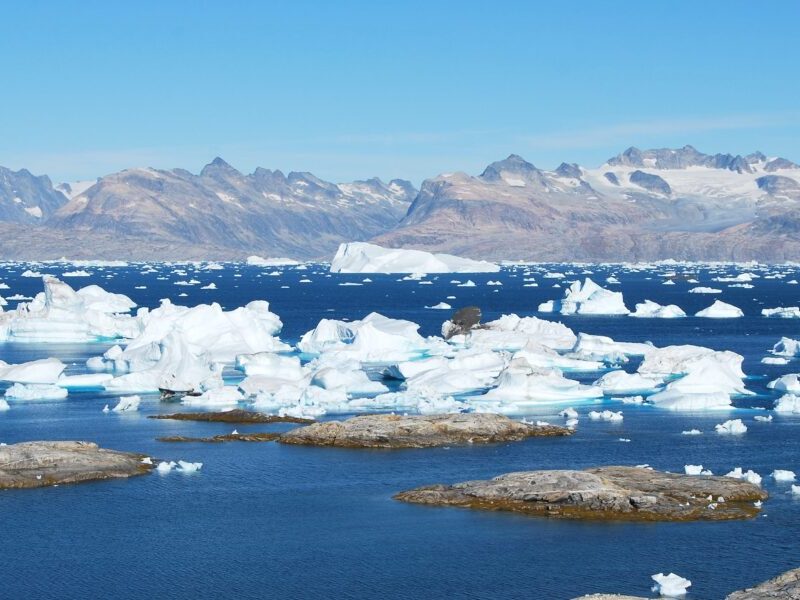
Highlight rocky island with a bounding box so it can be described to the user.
[278,413,571,448]
[395,466,766,521]
[0,441,152,489]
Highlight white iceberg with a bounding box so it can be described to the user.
[112,395,141,412]
[538,278,629,315]
[651,572,691,597]
[0,358,66,384]
[695,300,743,318]
[630,300,686,319]
[715,419,747,435]
[767,374,800,394]
[772,469,796,482]
[4,383,68,400]
[762,306,800,318]
[774,394,800,413]
[330,242,499,274]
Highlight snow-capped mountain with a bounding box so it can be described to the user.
[0,166,68,223]
[375,146,800,261]
[0,146,798,260]
[0,158,415,260]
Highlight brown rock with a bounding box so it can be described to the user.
[149,409,313,424]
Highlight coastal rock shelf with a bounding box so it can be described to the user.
[0,441,152,489]
[278,413,571,448]
[158,433,281,443]
[149,410,313,424]
[395,466,767,521]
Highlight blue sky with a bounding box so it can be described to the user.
[1,0,798,184]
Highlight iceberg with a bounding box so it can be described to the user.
[772,469,796,482]
[651,572,691,597]
[688,287,721,294]
[774,394,800,413]
[630,300,686,318]
[4,383,68,400]
[593,371,662,394]
[695,300,744,318]
[588,410,623,422]
[767,374,800,393]
[450,314,577,352]
[715,419,747,435]
[762,306,800,318]
[771,337,800,358]
[538,278,629,315]
[0,276,139,342]
[725,467,761,486]
[569,333,653,363]
[0,358,66,384]
[246,255,301,266]
[330,242,499,274]
[112,395,141,412]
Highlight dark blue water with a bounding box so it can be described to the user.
[1,262,799,599]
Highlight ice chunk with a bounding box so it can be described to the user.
[767,374,800,393]
[695,300,744,318]
[593,371,662,394]
[772,337,800,358]
[182,386,243,407]
[761,306,800,318]
[651,572,691,597]
[4,383,68,400]
[477,366,603,411]
[588,410,623,422]
[684,465,704,475]
[538,278,629,315]
[156,461,176,474]
[177,460,202,473]
[715,419,747,435]
[725,467,761,486]
[774,394,800,413]
[630,300,686,318]
[681,429,702,435]
[112,395,141,412]
[0,358,66,384]
[772,469,796,482]
[688,287,721,294]
[330,242,499,274]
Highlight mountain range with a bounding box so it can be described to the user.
[1,145,799,261]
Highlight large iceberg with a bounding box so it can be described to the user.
[0,276,139,342]
[329,242,499,274]
[538,278,629,315]
[695,300,744,318]
[630,300,686,318]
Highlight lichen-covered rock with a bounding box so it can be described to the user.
[158,432,280,443]
[726,567,800,599]
[396,466,766,521]
[0,441,152,489]
[279,413,570,448]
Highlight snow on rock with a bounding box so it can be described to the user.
[4,383,68,400]
[0,276,139,342]
[0,358,66,384]
[112,395,140,412]
[630,299,686,318]
[330,242,499,274]
[695,300,744,318]
[715,419,747,435]
[538,278,629,315]
[774,394,800,413]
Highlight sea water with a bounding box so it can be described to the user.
[0,262,798,599]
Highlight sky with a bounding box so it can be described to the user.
[1,0,799,184]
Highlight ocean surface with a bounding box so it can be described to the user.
[1,261,799,599]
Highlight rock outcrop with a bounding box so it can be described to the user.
[278,413,571,448]
[0,441,152,489]
[726,566,800,599]
[158,432,280,443]
[395,466,766,521]
[149,410,313,424]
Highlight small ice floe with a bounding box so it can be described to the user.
[177,460,203,473]
[762,357,789,365]
[695,300,744,318]
[588,410,623,422]
[768,374,800,394]
[425,302,452,310]
[651,572,691,596]
[792,485,800,496]
[0,399,9,411]
[618,438,631,442]
[681,429,702,435]
[688,287,721,294]
[457,280,476,287]
[772,470,796,483]
[112,395,140,412]
[715,419,747,435]
[156,461,176,474]
[754,415,773,423]
[141,457,153,465]
[725,467,762,486]
[684,465,704,475]
[559,407,578,419]
[200,283,217,290]
[102,404,110,413]
[4,383,68,400]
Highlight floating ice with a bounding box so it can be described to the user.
[593,371,662,394]
[772,337,800,358]
[588,410,623,422]
[0,358,66,384]
[772,470,796,482]
[538,278,629,315]
[688,287,721,294]
[112,395,140,412]
[695,300,744,318]
[177,460,203,473]
[715,419,747,435]
[684,465,704,475]
[774,394,800,413]
[762,306,800,318]
[630,300,686,318]
[768,374,800,394]
[330,242,499,274]
[725,467,761,486]
[681,429,702,435]
[4,383,68,400]
[246,255,300,266]
[651,572,691,597]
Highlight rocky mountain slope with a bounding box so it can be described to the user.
[375,146,800,262]
[0,158,415,260]
[1,145,799,261]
